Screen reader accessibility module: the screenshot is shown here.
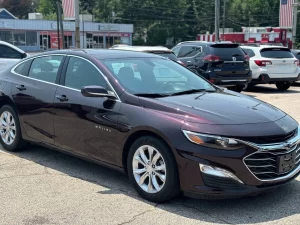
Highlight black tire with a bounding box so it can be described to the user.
[234,85,244,93]
[245,83,255,91]
[127,136,180,203]
[0,105,26,152]
[276,82,291,91]
[228,85,244,93]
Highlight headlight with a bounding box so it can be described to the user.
[182,130,245,150]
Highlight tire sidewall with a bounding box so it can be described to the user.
[0,105,22,151]
[276,82,291,91]
[127,136,180,202]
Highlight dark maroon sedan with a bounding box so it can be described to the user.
[0,49,299,202]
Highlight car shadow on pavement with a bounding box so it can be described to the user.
[6,146,300,224]
[244,84,300,95]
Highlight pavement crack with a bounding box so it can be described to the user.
[182,201,233,224]
[117,204,159,225]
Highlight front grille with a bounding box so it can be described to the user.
[240,129,297,144]
[244,144,300,180]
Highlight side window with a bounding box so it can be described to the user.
[178,46,202,58]
[172,47,181,56]
[28,55,64,84]
[65,57,109,90]
[0,45,23,59]
[244,49,255,58]
[14,60,32,76]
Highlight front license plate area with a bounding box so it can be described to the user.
[277,151,296,174]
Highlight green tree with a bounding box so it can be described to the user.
[36,0,56,16]
[0,0,35,19]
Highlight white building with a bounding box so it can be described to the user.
[0,17,133,52]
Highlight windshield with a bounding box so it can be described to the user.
[101,57,216,96]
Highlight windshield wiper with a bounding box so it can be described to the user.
[170,89,216,96]
[134,93,170,98]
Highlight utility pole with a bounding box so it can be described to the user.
[292,0,299,49]
[56,1,60,50]
[222,0,226,39]
[215,0,220,41]
[57,1,65,49]
[75,0,80,48]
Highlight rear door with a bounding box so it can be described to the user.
[260,48,298,76]
[11,55,65,145]
[208,44,249,77]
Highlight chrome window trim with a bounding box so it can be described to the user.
[10,53,121,102]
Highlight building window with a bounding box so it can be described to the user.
[13,31,26,46]
[0,31,13,44]
[26,31,37,46]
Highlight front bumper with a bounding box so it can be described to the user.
[175,127,300,199]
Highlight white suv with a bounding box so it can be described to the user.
[241,45,300,90]
[0,41,29,71]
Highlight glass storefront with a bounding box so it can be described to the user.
[0,30,37,47]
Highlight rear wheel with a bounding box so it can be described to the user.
[127,136,180,203]
[0,105,26,152]
[228,84,244,93]
[276,82,291,91]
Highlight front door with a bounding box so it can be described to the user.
[53,56,121,164]
[11,55,65,144]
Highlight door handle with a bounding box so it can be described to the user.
[56,95,68,102]
[16,85,26,91]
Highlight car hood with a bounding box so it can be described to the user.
[139,90,287,125]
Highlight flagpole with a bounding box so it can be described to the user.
[75,0,80,48]
[56,1,60,50]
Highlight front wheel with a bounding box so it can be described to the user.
[127,136,180,203]
[0,105,26,152]
[276,82,291,91]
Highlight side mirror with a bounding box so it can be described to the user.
[22,53,28,59]
[81,85,117,99]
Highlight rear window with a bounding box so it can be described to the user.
[209,44,246,59]
[260,48,294,58]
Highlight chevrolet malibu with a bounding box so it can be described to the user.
[0,49,299,203]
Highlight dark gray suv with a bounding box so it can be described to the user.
[172,41,252,92]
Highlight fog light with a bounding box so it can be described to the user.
[199,164,244,184]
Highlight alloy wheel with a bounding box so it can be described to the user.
[132,145,167,194]
[0,111,16,145]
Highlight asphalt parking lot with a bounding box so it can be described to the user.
[1,84,300,225]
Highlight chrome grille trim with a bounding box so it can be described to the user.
[242,126,300,182]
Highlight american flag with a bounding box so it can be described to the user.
[62,0,75,20]
[280,0,294,27]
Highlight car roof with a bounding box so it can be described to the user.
[0,40,25,53]
[177,41,233,46]
[29,49,164,59]
[241,45,290,50]
[110,45,173,53]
